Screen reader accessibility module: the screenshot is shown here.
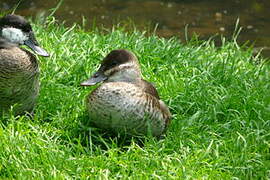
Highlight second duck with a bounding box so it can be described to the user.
[81,49,171,136]
[0,14,49,115]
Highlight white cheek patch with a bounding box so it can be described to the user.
[2,27,28,44]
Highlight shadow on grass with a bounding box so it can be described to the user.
[72,112,154,151]
[0,107,34,128]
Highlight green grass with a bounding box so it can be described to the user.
[0,16,270,179]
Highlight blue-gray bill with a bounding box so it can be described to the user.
[24,39,49,57]
[80,71,107,86]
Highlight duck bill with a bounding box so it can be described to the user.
[24,32,50,57]
[80,71,108,86]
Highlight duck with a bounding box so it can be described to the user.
[81,49,171,137]
[0,14,49,115]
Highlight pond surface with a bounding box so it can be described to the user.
[1,0,270,57]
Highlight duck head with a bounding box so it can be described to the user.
[81,49,142,86]
[0,14,49,57]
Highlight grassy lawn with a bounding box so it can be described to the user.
[0,17,269,179]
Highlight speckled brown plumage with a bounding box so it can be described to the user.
[86,81,171,136]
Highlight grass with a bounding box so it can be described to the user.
[0,16,270,179]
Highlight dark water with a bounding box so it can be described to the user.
[1,0,270,57]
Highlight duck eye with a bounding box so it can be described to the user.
[93,73,99,78]
[111,61,117,66]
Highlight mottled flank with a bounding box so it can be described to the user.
[82,49,171,136]
[0,46,39,115]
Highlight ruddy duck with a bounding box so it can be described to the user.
[81,49,171,136]
[0,14,49,115]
